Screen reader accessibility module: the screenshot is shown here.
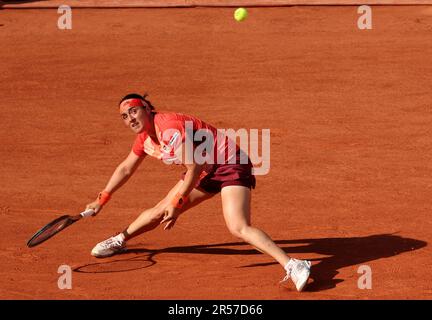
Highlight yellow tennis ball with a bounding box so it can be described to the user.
[234,8,248,22]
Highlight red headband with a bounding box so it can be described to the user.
[119,98,145,114]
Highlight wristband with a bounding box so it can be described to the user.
[171,192,189,209]
[98,191,111,206]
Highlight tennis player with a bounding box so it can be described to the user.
[86,93,311,291]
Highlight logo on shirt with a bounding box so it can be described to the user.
[161,131,180,154]
[168,131,180,147]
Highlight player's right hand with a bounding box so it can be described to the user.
[86,200,102,216]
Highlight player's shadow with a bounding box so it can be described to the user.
[236,233,427,291]
[0,0,48,9]
[275,233,427,291]
[73,233,426,292]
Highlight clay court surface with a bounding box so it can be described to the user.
[1,5,432,299]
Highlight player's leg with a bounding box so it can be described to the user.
[124,180,213,239]
[221,185,311,291]
[91,180,213,257]
[221,185,290,267]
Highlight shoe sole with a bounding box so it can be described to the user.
[91,247,127,258]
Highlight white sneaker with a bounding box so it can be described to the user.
[281,258,311,292]
[91,234,127,258]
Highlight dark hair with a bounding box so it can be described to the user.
[119,93,155,110]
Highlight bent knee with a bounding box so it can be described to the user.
[227,225,249,239]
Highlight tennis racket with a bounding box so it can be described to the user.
[27,209,95,248]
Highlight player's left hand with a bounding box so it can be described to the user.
[160,205,180,230]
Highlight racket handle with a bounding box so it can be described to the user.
[80,208,95,218]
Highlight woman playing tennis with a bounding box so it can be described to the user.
[86,93,311,291]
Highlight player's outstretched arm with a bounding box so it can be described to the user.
[86,151,144,215]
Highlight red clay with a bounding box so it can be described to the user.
[1,6,431,299]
